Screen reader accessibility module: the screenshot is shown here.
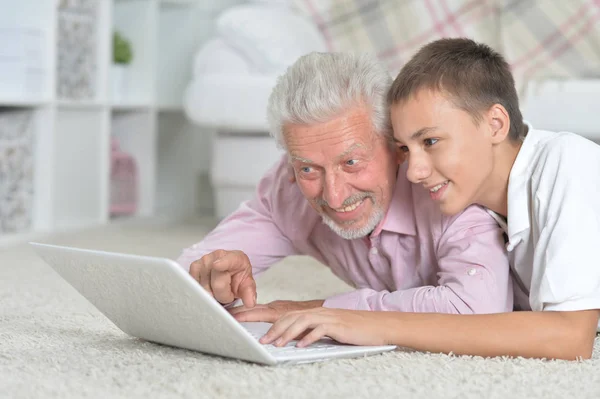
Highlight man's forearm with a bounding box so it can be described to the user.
[176,205,296,274]
[380,310,599,360]
[324,285,509,314]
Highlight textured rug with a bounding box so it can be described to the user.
[2,218,600,399]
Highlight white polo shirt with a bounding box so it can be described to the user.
[488,126,600,313]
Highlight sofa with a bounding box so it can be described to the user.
[184,0,600,218]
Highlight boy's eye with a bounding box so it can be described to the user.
[399,145,409,153]
[424,138,438,147]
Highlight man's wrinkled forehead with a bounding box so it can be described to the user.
[289,143,369,164]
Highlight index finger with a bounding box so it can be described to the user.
[212,252,256,308]
[233,307,278,323]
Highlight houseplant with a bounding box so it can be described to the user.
[112,31,133,101]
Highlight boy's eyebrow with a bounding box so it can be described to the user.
[410,126,438,140]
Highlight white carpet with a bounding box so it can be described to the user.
[2,217,600,399]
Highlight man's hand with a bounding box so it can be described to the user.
[189,249,257,308]
[259,308,393,347]
[229,299,325,323]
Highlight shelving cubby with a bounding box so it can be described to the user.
[0,0,239,245]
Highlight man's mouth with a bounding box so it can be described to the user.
[333,199,364,213]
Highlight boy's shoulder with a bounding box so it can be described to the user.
[523,128,600,188]
[526,128,600,168]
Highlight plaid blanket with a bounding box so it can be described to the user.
[292,0,600,90]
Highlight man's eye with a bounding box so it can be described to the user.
[424,138,438,147]
[346,159,358,166]
[301,167,312,173]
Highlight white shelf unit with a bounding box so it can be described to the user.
[0,0,240,242]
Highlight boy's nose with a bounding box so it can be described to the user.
[406,155,432,183]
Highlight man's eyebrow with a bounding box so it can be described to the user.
[290,143,365,164]
[336,143,364,160]
[290,155,314,164]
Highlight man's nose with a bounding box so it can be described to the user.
[322,172,347,209]
[406,153,432,183]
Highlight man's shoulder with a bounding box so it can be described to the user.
[443,204,499,232]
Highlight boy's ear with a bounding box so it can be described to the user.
[487,104,510,144]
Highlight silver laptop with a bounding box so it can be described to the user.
[30,242,396,365]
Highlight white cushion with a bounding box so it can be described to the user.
[183,73,278,132]
[216,4,327,74]
[192,38,253,76]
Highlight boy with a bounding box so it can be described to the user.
[259,38,600,360]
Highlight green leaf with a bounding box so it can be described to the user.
[113,31,133,64]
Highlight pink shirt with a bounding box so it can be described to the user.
[177,156,513,314]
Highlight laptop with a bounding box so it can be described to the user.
[30,242,396,365]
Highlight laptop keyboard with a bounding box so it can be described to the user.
[243,322,345,355]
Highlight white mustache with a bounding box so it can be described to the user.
[316,192,373,209]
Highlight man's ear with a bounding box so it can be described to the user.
[390,142,405,164]
[487,104,511,144]
[286,162,296,184]
[397,147,406,164]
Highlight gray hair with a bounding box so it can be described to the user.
[267,52,393,148]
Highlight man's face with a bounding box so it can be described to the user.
[284,106,400,239]
[390,89,495,215]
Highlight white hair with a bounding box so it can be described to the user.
[267,52,393,148]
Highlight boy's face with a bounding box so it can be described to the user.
[390,89,495,215]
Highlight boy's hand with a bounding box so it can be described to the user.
[229,299,324,323]
[259,308,394,347]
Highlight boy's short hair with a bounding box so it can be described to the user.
[388,38,526,141]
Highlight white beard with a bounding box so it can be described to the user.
[320,205,384,240]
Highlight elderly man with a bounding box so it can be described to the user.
[177,52,512,322]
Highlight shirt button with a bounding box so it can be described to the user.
[370,247,379,256]
[506,243,514,251]
[467,268,477,276]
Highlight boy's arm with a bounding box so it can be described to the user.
[383,309,598,359]
[260,308,599,360]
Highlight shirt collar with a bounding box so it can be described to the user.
[485,208,508,233]
[506,122,539,240]
[371,163,417,237]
